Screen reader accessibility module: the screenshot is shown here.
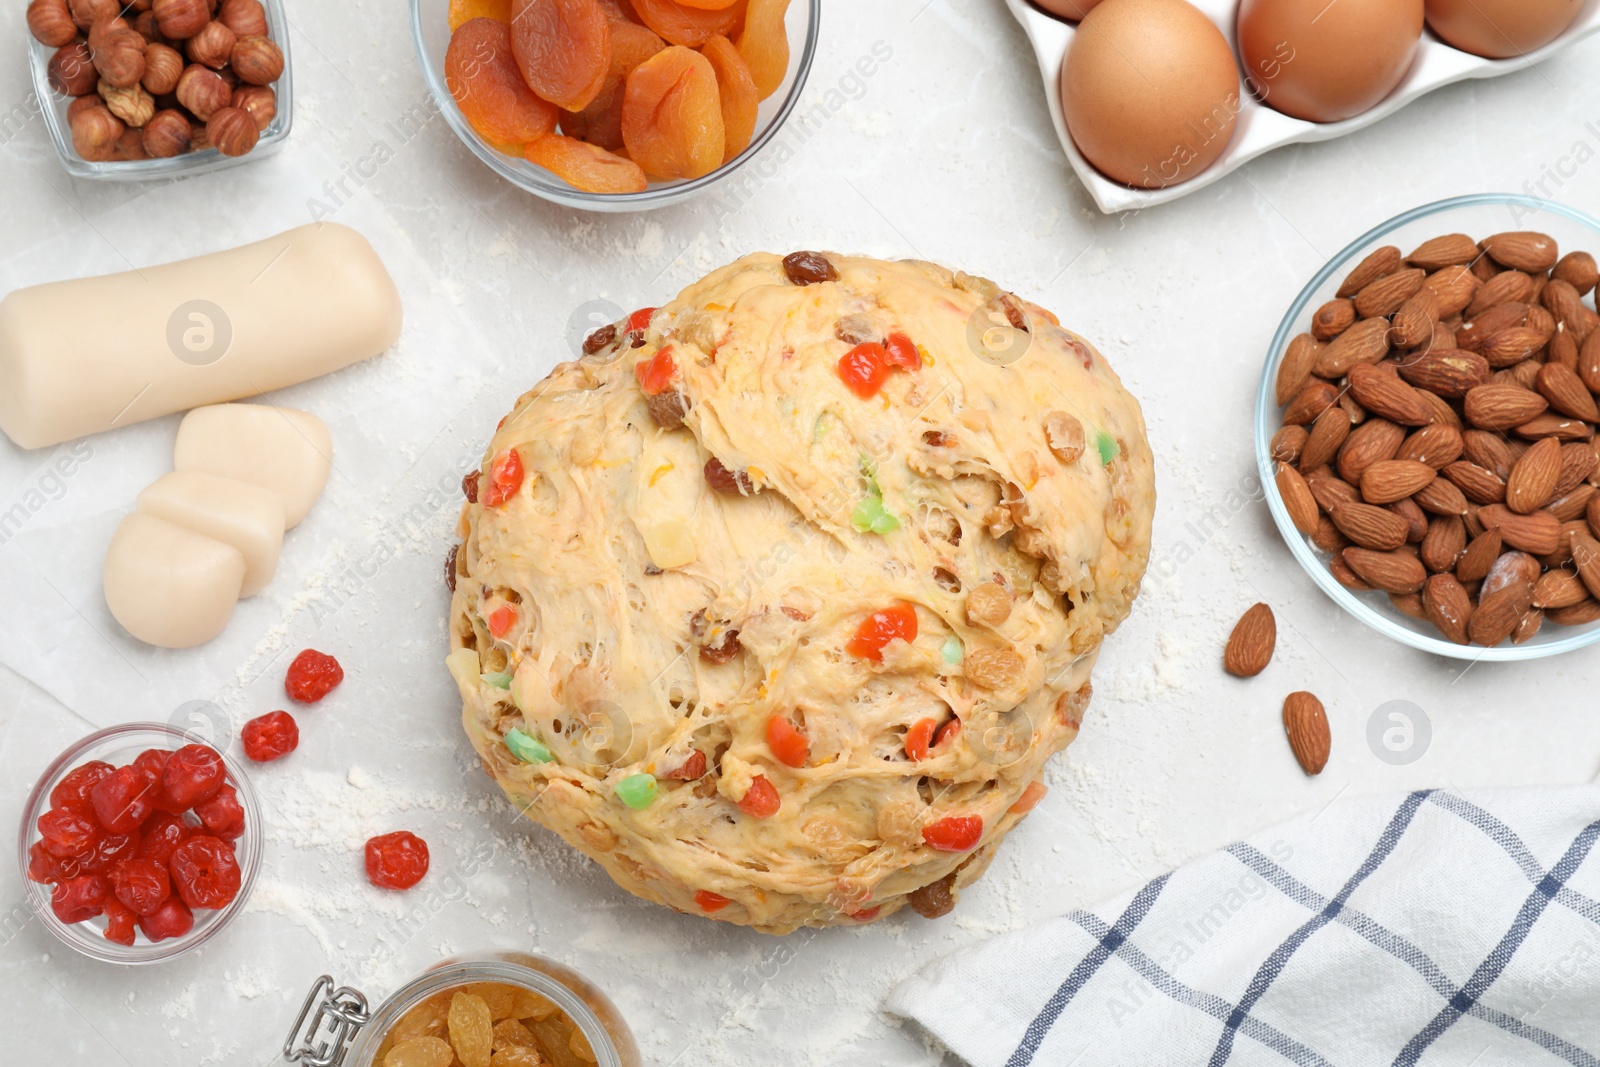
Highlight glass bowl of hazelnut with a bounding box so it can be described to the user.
[24,0,293,180]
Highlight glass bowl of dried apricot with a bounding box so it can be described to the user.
[412,0,821,210]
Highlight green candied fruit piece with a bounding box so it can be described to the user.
[481,671,513,690]
[504,728,553,765]
[615,773,658,810]
[942,635,964,664]
[1096,430,1119,465]
[851,494,900,534]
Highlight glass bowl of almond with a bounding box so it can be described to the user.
[1256,193,1600,660]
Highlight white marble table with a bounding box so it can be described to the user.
[3,2,1599,1063]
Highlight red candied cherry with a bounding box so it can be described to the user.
[111,857,172,916]
[79,829,140,874]
[132,747,169,781]
[626,306,656,334]
[487,604,517,639]
[286,649,344,703]
[837,342,891,399]
[161,744,226,809]
[49,761,114,815]
[37,807,101,857]
[27,841,69,885]
[883,332,921,371]
[101,898,136,946]
[90,766,158,834]
[922,814,983,852]
[194,784,245,839]
[848,905,881,921]
[50,874,108,924]
[169,835,242,910]
[633,347,678,396]
[765,716,809,769]
[138,897,194,942]
[694,890,730,913]
[737,775,780,819]
[241,710,299,762]
[904,717,937,762]
[365,831,430,890]
[845,602,919,663]
[480,448,525,508]
[935,719,962,748]
[134,813,193,866]
[1009,780,1049,815]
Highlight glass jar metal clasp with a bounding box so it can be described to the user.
[283,974,371,1066]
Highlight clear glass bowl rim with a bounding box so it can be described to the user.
[407,0,822,210]
[16,721,264,964]
[1254,192,1600,662]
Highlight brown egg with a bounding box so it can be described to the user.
[1059,0,1240,189]
[1239,0,1423,123]
[1033,0,1105,21]
[1426,0,1582,59]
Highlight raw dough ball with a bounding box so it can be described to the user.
[173,404,332,528]
[104,513,246,648]
[449,253,1154,933]
[136,470,285,597]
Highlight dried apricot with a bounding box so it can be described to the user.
[700,34,756,162]
[621,45,724,180]
[526,134,648,192]
[562,20,664,149]
[627,0,742,47]
[736,0,789,99]
[449,0,512,29]
[449,20,559,144]
[510,0,612,112]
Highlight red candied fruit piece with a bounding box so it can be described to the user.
[487,604,518,638]
[90,766,158,834]
[132,748,169,781]
[365,831,430,890]
[78,829,141,874]
[49,761,113,815]
[922,814,983,852]
[37,807,101,857]
[161,744,226,809]
[627,307,656,333]
[28,840,69,885]
[195,785,245,840]
[101,898,136,946]
[242,710,299,763]
[170,835,243,910]
[904,717,937,762]
[764,715,808,768]
[837,342,891,399]
[50,874,108,924]
[480,449,524,508]
[935,718,962,748]
[112,857,172,916]
[884,332,921,371]
[846,602,918,663]
[694,889,730,913]
[848,905,881,921]
[135,813,194,867]
[737,775,780,819]
[634,347,677,395]
[138,897,194,942]
[286,649,344,703]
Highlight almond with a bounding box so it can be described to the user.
[1343,546,1427,593]
[1276,333,1320,406]
[1337,419,1405,483]
[1572,529,1600,601]
[1420,515,1467,572]
[1533,569,1588,610]
[1396,348,1488,398]
[1500,360,1543,391]
[1479,327,1548,369]
[1591,491,1600,536]
[1549,328,1579,370]
[1306,468,1361,511]
[1414,476,1470,516]
[1223,603,1276,677]
[1311,298,1357,341]
[1556,442,1599,495]
[1300,407,1352,472]
[1456,529,1502,583]
[1465,270,1536,318]
[1472,255,1502,282]
[1391,591,1428,620]
[1283,379,1340,426]
[1425,265,1480,317]
[1390,287,1439,349]
[1549,484,1597,523]
[1355,268,1425,318]
[1535,363,1600,422]
[1579,332,1600,394]
[1330,554,1371,590]
[1281,692,1330,776]
[1390,497,1428,541]
[1553,251,1599,296]
[1396,423,1463,469]
[1479,504,1562,555]
[1276,462,1319,534]
[1512,608,1544,644]
[1525,304,1559,340]
[1360,459,1437,504]
[1482,231,1559,274]
[1313,317,1390,378]
[1515,414,1593,442]
[1550,599,1600,625]
[1538,521,1586,568]
[1329,500,1409,550]
[1469,582,1534,646]
[1349,364,1431,426]
[1421,389,1463,432]
[1311,513,1349,553]
[1338,389,1368,426]
[1423,573,1474,644]
[1541,278,1590,343]
[1463,430,1515,478]
[1459,303,1530,351]
[1482,550,1541,597]
[1407,233,1480,271]
[1270,425,1309,465]
[1337,245,1401,299]
[1443,460,1507,505]
[1505,437,1561,515]
[1464,383,1548,431]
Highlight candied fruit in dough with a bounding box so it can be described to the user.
[449,0,512,28]
[510,0,612,112]
[526,135,648,193]
[736,0,789,99]
[448,19,559,146]
[627,0,742,46]
[621,45,725,180]
[700,34,756,162]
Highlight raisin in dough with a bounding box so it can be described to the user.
[449,253,1154,933]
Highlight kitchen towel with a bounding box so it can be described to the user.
[886,787,1600,1066]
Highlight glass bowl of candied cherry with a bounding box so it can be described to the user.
[411,0,822,210]
[18,722,262,964]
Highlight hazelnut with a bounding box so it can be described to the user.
[69,103,123,161]
[47,42,98,96]
[229,35,282,85]
[132,11,169,45]
[66,93,102,122]
[27,0,78,47]
[141,108,192,157]
[185,20,234,69]
[99,80,155,127]
[115,126,149,161]
[175,63,229,119]
[67,0,117,31]
[231,83,275,131]
[152,0,209,39]
[141,42,183,95]
[218,0,266,37]
[89,19,147,89]
[206,106,257,156]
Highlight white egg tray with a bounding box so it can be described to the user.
[1005,0,1600,214]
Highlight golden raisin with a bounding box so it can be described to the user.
[448,992,495,1067]
[384,1037,455,1067]
[965,647,1024,690]
[965,582,1012,627]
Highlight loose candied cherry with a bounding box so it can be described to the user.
[286,649,345,703]
[161,744,225,809]
[132,747,169,781]
[837,343,891,399]
[633,347,678,396]
[765,715,809,768]
[49,761,113,815]
[138,897,194,942]
[79,829,140,874]
[923,814,983,852]
[101,898,137,946]
[170,835,242,910]
[481,449,524,508]
[90,766,158,834]
[846,603,919,663]
[37,807,101,857]
[365,831,430,890]
[135,813,193,867]
[242,710,299,763]
[50,874,108,924]
[195,784,245,840]
[27,840,69,885]
[904,717,937,762]
[694,889,730,913]
[111,857,172,916]
[884,332,921,371]
[737,775,780,819]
